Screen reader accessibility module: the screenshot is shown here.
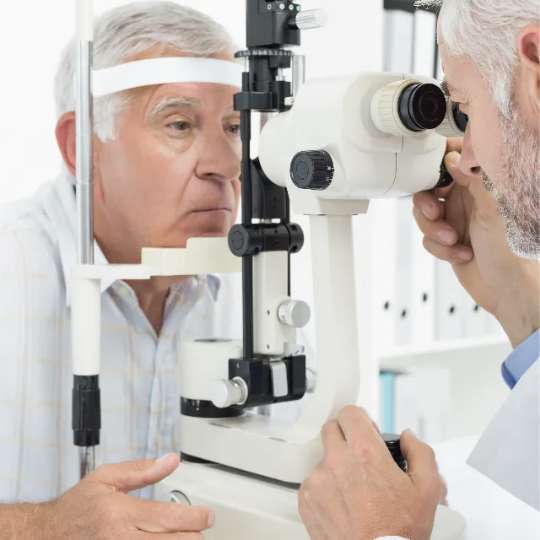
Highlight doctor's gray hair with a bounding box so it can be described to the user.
[416,0,539,118]
[54,1,235,142]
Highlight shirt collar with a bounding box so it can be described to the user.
[501,329,539,389]
[42,175,221,307]
[39,177,108,307]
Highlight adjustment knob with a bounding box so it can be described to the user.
[294,9,328,31]
[228,225,251,256]
[382,433,407,472]
[290,150,334,191]
[209,378,248,409]
[278,300,311,328]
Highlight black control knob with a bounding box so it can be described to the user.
[290,150,334,191]
[451,102,469,133]
[383,433,407,472]
[436,161,454,189]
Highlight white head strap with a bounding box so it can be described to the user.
[92,57,243,97]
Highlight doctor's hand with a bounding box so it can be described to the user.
[413,138,539,347]
[42,454,213,539]
[299,407,443,540]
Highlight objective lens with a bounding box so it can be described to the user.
[398,83,447,132]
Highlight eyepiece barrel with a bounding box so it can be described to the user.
[398,83,447,132]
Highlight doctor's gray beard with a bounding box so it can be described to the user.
[482,102,540,259]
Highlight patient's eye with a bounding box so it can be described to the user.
[226,122,241,136]
[167,120,193,133]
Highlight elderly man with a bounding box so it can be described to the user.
[0,1,241,537]
[299,0,539,539]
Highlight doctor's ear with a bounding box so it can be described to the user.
[56,112,77,176]
[517,24,540,110]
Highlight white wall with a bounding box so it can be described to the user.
[0,0,383,204]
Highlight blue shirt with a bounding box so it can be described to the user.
[501,330,540,389]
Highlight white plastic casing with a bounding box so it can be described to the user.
[72,273,101,376]
[259,72,446,209]
[142,237,241,275]
[436,99,467,138]
[371,78,429,137]
[178,216,370,484]
[156,463,466,540]
[178,340,243,402]
[254,251,297,356]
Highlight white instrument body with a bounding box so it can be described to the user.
[157,462,466,540]
[70,20,464,530]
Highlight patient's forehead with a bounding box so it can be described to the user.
[142,83,238,118]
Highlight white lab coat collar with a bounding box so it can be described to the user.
[39,176,220,307]
[467,360,540,510]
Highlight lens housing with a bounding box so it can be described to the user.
[371,78,448,137]
[436,99,470,137]
[398,83,447,132]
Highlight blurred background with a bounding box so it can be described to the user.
[0,0,510,446]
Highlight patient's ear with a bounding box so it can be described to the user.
[517,24,540,111]
[55,112,76,176]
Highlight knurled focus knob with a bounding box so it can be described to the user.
[383,433,407,472]
[290,150,334,191]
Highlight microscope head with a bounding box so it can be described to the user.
[258,72,466,215]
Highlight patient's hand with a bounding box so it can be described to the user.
[299,407,444,540]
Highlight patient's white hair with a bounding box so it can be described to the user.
[416,0,539,118]
[54,1,234,142]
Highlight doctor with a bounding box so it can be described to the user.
[299,0,539,538]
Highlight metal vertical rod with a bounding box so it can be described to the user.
[433,39,440,79]
[240,70,254,359]
[79,446,96,478]
[75,0,97,479]
[76,40,95,266]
